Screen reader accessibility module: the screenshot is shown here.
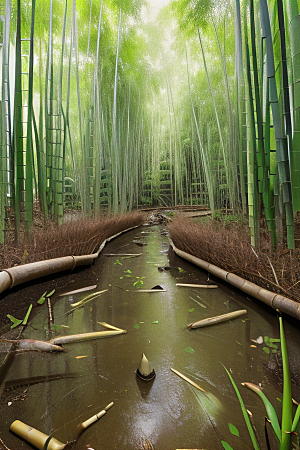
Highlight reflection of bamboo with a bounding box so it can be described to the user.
[188,309,247,328]
[10,402,114,450]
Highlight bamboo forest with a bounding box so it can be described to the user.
[1,0,300,450]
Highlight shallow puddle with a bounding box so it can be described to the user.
[1,225,300,450]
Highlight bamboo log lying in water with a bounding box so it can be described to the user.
[49,330,126,345]
[188,309,247,329]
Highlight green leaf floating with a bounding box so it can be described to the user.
[152,320,158,324]
[7,315,22,329]
[46,289,55,297]
[189,308,195,312]
[22,304,33,325]
[229,423,239,436]
[185,347,195,354]
[221,441,234,450]
[134,324,140,330]
[37,291,47,305]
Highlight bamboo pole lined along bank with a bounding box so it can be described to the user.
[0,225,139,295]
[170,241,300,321]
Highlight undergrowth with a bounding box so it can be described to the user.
[168,214,300,302]
[0,211,145,270]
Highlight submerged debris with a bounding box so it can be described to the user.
[0,338,66,352]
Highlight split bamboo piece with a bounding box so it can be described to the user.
[134,289,167,293]
[49,330,126,345]
[176,283,218,288]
[171,368,206,393]
[188,309,247,328]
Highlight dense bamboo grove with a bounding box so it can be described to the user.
[0,0,299,249]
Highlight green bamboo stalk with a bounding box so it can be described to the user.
[260,0,295,249]
[111,9,122,213]
[285,0,300,213]
[244,5,260,246]
[234,0,247,214]
[0,0,12,243]
[25,0,36,231]
[14,0,24,234]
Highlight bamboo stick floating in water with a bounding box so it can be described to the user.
[49,330,126,345]
[188,309,247,328]
[170,368,206,393]
[176,283,218,288]
[80,401,114,430]
[134,289,167,292]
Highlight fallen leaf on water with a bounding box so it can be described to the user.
[251,336,263,344]
[229,422,239,436]
[37,291,47,305]
[189,308,195,312]
[75,355,89,359]
[134,324,140,330]
[185,347,195,354]
[7,315,22,330]
[152,320,158,324]
[46,289,55,297]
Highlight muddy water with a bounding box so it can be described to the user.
[1,225,300,450]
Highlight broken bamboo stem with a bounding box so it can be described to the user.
[188,309,247,328]
[176,283,218,288]
[49,330,126,345]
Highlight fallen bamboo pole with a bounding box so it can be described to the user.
[0,226,140,295]
[176,283,218,288]
[170,241,300,321]
[188,309,247,328]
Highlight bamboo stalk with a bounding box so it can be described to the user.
[188,309,247,328]
[171,368,206,393]
[49,330,126,345]
[176,283,218,288]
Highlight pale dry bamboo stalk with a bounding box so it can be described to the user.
[97,322,125,332]
[134,289,167,293]
[80,401,114,430]
[176,283,218,288]
[171,368,206,393]
[59,285,97,296]
[188,309,247,328]
[49,330,126,345]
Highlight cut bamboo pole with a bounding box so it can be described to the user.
[188,309,247,329]
[134,289,167,293]
[176,283,218,288]
[171,368,206,393]
[49,330,126,345]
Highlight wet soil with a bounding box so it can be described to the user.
[1,224,300,450]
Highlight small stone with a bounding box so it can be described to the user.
[8,402,12,406]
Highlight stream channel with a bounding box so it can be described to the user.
[1,223,300,450]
